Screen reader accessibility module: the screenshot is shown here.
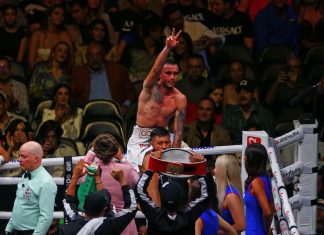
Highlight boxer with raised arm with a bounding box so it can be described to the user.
[127,29,187,171]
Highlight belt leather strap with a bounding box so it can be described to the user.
[148,156,206,176]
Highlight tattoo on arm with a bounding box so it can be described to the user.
[173,108,185,147]
[153,84,162,102]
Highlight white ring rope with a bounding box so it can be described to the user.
[0,126,310,232]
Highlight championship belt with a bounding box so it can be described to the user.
[148,148,206,178]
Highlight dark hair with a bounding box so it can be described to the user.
[174,31,193,57]
[229,60,247,73]
[188,53,205,65]
[189,172,219,212]
[69,0,88,9]
[42,4,66,31]
[244,122,262,131]
[162,3,181,23]
[0,91,7,103]
[93,133,119,164]
[1,4,17,15]
[6,119,31,136]
[244,143,268,189]
[37,120,63,143]
[205,84,224,97]
[150,128,170,141]
[198,96,216,110]
[222,0,235,7]
[51,83,78,117]
[83,192,106,217]
[142,16,163,38]
[0,56,11,68]
[88,18,111,52]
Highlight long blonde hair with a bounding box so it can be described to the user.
[214,154,242,212]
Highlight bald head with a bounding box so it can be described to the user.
[21,141,44,159]
[19,141,43,172]
[86,42,105,71]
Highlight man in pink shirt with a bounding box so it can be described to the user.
[83,133,139,235]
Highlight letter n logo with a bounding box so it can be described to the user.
[247,136,261,145]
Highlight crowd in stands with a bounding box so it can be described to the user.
[0,0,324,234]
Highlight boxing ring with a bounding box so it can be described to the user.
[0,120,318,234]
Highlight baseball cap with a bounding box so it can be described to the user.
[160,181,185,212]
[83,189,111,216]
[236,79,256,92]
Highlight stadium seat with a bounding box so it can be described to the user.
[81,99,124,134]
[31,100,52,131]
[258,45,295,66]
[80,121,126,152]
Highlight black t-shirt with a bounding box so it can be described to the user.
[207,10,254,45]
[0,27,27,60]
[110,8,158,35]
[179,5,214,28]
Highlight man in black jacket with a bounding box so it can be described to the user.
[135,153,209,235]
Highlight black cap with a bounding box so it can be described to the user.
[160,181,185,212]
[236,79,256,92]
[83,189,111,216]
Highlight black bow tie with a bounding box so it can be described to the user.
[24,172,31,180]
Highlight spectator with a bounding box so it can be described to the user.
[178,0,214,27]
[74,18,119,66]
[5,141,57,235]
[174,31,193,80]
[222,79,274,144]
[299,0,324,57]
[135,153,209,235]
[28,4,72,69]
[208,0,254,49]
[121,17,164,91]
[42,84,82,140]
[206,84,224,125]
[184,83,225,124]
[162,3,222,61]
[0,91,26,147]
[70,42,135,111]
[0,4,28,63]
[29,41,71,107]
[110,0,157,47]
[224,60,258,108]
[1,119,31,177]
[244,143,273,235]
[83,133,140,235]
[254,0,298,54]
[36,120,77,177]
[214,154,245,233]
[66,0,92,48]
[59,160,137,235]
[86,0,116,45]
[0,56,29,116]
[176,53,211,104]
[265,55,310,124]
[184,97,231,168]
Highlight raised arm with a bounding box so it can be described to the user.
[172,93,187,148]
[143,29,181,89]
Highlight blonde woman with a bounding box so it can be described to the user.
[214,154,245,233]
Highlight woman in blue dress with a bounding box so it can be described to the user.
[214,154,245,234]
[244,143,274,235]
[191,173,237,235]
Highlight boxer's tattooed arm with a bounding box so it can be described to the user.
[172,107,185,148]
[153,84,162,102]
